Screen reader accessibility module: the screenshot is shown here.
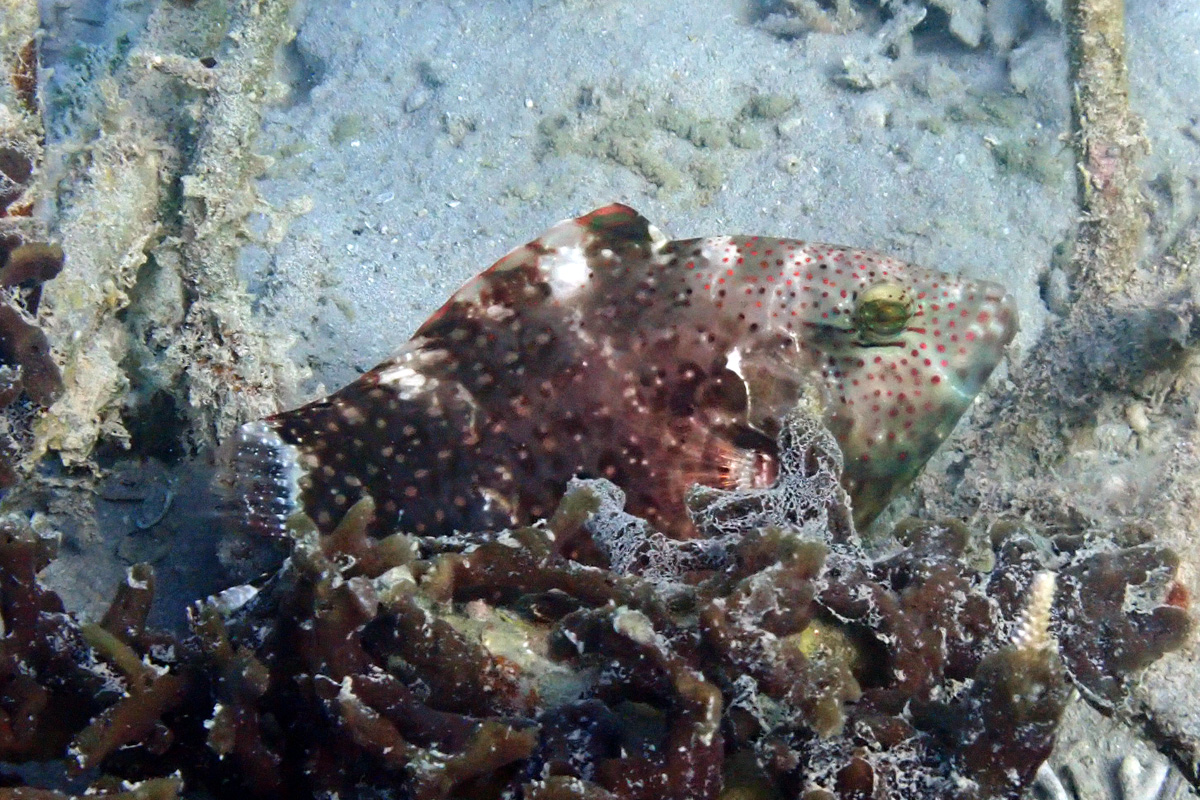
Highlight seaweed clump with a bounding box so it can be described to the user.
[0,410,1189,799]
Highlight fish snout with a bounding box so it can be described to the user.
[984,289,1019,347]
[949,286,1018,397]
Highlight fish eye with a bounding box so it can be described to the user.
[853,283,914,340]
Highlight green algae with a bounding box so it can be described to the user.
[742,93,794,121]
[690,157,725,192]
[988,136,1068,186]
[330,113,367,145]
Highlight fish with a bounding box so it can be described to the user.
[222,204,1017,539]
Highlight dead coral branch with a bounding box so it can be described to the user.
[32,2,188,466]
[170,0,302,447]
[33,0,303,469]
[1065,0,1148,297]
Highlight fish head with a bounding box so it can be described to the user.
[753,247,1018,526]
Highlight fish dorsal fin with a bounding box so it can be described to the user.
[575,203,659,247]
[534,204,664,257]
[487,204,661,271]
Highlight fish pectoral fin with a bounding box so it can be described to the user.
[736,345,813,438]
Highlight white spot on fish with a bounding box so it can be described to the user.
[725,346,744,379]
[700,235,734,262]
[543,244,591,299]
[375,362,430,400]
[647,223,669,253]
[485,303,514,321]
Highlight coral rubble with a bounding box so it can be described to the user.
[764,0,1061,51]
[0,409,1188,799]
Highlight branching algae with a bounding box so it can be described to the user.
[0,403,1188,798]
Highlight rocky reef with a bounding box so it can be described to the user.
[0,409,1187,799]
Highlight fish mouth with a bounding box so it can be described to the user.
[941,288,1019,410]
[993,290,1020,345]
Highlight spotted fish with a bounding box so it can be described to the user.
[224,204,1016,538]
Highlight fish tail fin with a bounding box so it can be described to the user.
[214,420,305,538]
